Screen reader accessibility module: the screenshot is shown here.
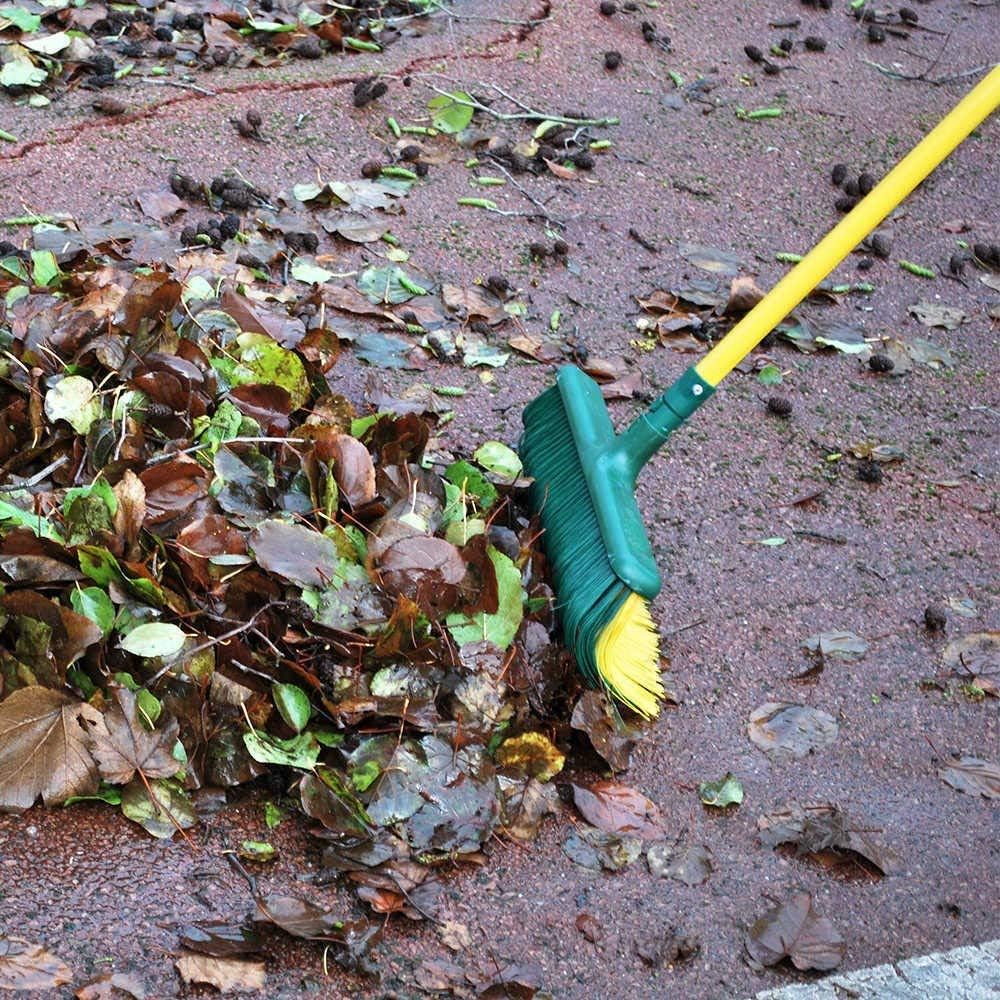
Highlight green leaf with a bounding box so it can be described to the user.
[357,264,427,304]
[119,622,187,659]
[63,477,117,519]
[446,547,523,650]
[264,801,286,829]
[0,59,47,88]
[70,586,115,635]
[756,364,783,385]
[137,688,162,726]
[229,333,309,410]
[243,729,320,769]
[247,15,297,31]
[44,375,102,434]
[290,258,337,285]
[699,773,744,808]
[239,839,277,861]
[756,536,787,547]
[120,777,197,838]
[2,7,42,32]
[427,91,475,134]
[350,759,381,793]
[0,498,63,542]
[271,682,312,734]
[30,249,60,286]
[445,460,498,511]
[473,441,522,483]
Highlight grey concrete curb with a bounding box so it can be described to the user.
[754,939,1000,999]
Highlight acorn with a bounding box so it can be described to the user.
[835,195,858,213]
[843,177,860,198]
[804,36,827,51]
[766,395,793,417]
[870,232,892,258]
[869,353,895,373]
[856,459,883,483]
[552,238,570,257]
[778,37,793,52]
[572,151,595,170]
[924,603,947,632]
[604,50,622,70]
[185,12,204,29]
[154,25,173,41]
[361,159,382,179]
[413,161,429,177]
[744,44,764,63]
[762,60,781,75]
[528,242,550,259]
[599,0,616,13]
[858,171,876,195]
[898,6,918,24]
[398,144,422,162]
[831,163,848,186]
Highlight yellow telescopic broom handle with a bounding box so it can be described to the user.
[695,64,1000,389]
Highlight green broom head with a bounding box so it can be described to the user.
[520,368,670,717]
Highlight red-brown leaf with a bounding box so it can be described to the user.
[571,780,666,840]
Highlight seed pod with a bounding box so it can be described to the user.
[762,60,781,75]
[868,24,886,43]
[843,178,860,198]
[599,0,616,14]
[245,108,262,128]
[572,151,595,170]
[485,274,510,297]
[831,163,848,186]
[552,239,570,256]
[528,242,550,259]
[835,195,859,213]
[778,37,793,52]
[924,603,947,632]
[360,159,382,179]
[898,6,918,23]
[744,44,764,63]
[858,171,876,195]
[869,353,895,373]
[856,460,883,484]
[766,396,793,417]
[604,50,622,70]
[804,36,827,51]
[870,232,892,258]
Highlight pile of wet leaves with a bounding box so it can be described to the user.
[0,166,648,984]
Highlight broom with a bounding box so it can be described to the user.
[520,66,1000,719]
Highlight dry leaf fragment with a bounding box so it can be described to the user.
[0,687,102,811]
[939,755,1000,799]
[175,953,266,992]
[571,780,666,840]
[0,936,73,991]
[745,891,845,971]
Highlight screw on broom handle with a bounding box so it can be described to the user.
[614,63,1000,477]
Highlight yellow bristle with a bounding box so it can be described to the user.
[594,592,664,719]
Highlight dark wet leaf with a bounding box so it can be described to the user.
[939,756,1000,799]
[562,826,642,871]
[757,802,903,875]
[355,331,415,368]
[907,300,968,330]
[300,768,371,837]
[744,891,845,971]
[477,961,542,1000]
[571,781,666,840]
[646,836,714,885]
[942,632,999,686]
[803,630,868,661]
[497,775,560,840]
[0,687,102,811]
[175,954,266,992]
[249,519,340,587]
[0,937,73,991]
[357,264,427,305]
[86,686,181,785]
[179,920,262,958]
[677,242,744,275]
[253,893,343,938]
[570,690,635,771]
[244,729,321,770]
[138,459,210,524]
[372,531,466,616]
[747,703,839,761]
[698,772,744,808]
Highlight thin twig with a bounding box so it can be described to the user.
[423,81,619,128]
[486,160,565,225]
[862,58,994,85]
[137,76,216,96]
[0,454,69,491]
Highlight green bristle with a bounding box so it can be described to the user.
[520,386,628,687]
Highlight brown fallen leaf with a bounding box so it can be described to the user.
[86,686,181,786]
[75,970,148,999]
[0,687,102,811]
[939,755,1000,799]
[571,780,666,840]
[175,953,266,992]
[0,936,73,991]
[745,891,845,971]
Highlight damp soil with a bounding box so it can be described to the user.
[0,0,997,997]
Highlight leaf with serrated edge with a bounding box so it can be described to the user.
[0,687,102,811]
